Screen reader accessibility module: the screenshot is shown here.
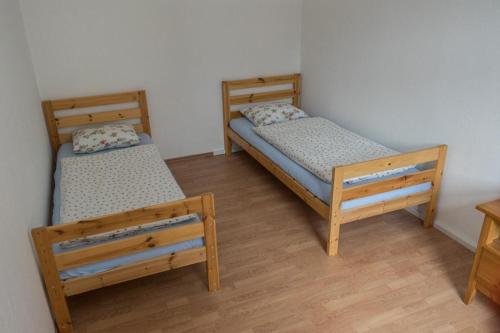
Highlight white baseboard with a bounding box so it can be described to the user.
[433,223,476,252]
[212,148,225,156]
[213,146,242,156]
[405,207,476,252]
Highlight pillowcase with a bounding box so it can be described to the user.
[72,124,140,153]
[240,103,309,127]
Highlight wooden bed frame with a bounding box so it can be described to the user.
[33,91,220,333]
[222,74,447,257]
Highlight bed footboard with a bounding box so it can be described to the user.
[32,193,219,333]
[327,145,447,256]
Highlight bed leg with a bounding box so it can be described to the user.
[32,228,73,333]
[202,193,220,292]
[222,81,232,160]
[327,218,341,256]
[327,167,344,256]
[424,145,447,228]
[224,136,232,159]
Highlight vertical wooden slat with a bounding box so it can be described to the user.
[327,166,344,256]
[424,145,447,227]
[202,193,220,291]
[137,90,152,137]
[221,81,232,158]
[32,228,73,333]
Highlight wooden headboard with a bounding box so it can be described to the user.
[221,73,301,156]
[42,90,151,152]
[221,73,301,125]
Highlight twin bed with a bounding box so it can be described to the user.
[33,75,446,332]
[33,91,219,333]
[222,73,447,256]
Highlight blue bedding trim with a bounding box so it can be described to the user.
[229,117,431,209]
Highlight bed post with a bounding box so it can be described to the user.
[292,73,302,108]
[202,193,220,291]
[137,90,152,137]
[423,145,447,228]
[32,227,73,333]
[221,81,232,158]
[327,166,345,256]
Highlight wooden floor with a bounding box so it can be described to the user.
[69,152,500,333]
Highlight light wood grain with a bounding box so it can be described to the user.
[66,153,500,333]
[54,223,205,271]
[50,91,139,110]
[341,146,443,179]
[137,90,152,136]
[229,89,297,105]
[202,193,220,292]
[292,73,301,107]
[342,169,435,201]
[32,228,73,333]
[55,108,142,128]
[34,194,219,333]
[327,167,343,256]
[42,90,151,152]
[341,190,433,224]
[47,196,204,243]
[465,199,500,305]
[221,81,232,158]
[63,247,207,296]
[424,145,447,228]
[226,74,297,89]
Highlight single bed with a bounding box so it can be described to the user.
[222,74,446,256]
[32,91,220,333]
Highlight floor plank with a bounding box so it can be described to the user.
[69,152,500,332]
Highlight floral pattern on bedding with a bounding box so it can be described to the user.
[58,144,197,250]
[241,103,308,126]
[73,124,140,153]
[253,117,413,184]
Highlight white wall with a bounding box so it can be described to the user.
[20,0,302,159]
[0,0,54,332]
[301,0,500,248]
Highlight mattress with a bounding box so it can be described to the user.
[52,134,203,280]
[230,117,431,208]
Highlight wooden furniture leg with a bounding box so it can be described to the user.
[464,200,500,304]
[221,82,232,159]
[32,228,73,333]
[327,167,344,256]
[424,145,447,227]
[464,211,500,304]
[202,193,220,291]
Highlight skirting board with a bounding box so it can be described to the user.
[406,206,476,252]
[213,145,242,156]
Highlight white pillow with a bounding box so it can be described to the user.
[72,124,140,153]
[241,103,308,127]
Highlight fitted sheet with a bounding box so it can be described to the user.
[230,117,431,208]
[253,117,413,183]
[52,134,203,280]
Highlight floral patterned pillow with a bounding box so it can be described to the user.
[72,124,140,153]
[241,103,309,127]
